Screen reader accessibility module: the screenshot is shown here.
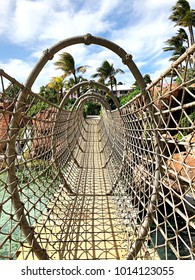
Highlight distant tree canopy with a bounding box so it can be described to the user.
[83,102,101,117]
[1,83,20,101]
[91,60,124,90]
[54,52,89,97]
[119,88,140,106]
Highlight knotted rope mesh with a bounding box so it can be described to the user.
[0,45,195,260]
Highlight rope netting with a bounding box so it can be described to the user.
[0,43,195,260]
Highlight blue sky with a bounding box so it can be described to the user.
[0,0,195,92]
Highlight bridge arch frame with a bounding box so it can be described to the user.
[6,34,157,261]
[59,80,120,110]
[24,33,146,92]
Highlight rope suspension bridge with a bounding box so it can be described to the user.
[0,35,195,260]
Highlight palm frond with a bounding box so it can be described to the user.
[76,65,90,74]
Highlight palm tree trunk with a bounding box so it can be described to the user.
[73,72,80,98]
[188,26,195,68]
[60,88,63,102]
[188,26,195,46]
[110,75,113,91]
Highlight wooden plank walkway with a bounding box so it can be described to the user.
[17,119,159,260]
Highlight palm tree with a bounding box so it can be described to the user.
[54,52,89,97]
[91,60,124,90]
[133,74,152,88]
[47,76,64,103]
[163,28,189,61]
[169,0,195,46]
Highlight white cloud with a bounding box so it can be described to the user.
[3,0,120,45]
[0,58,34,89]
[112,8,174,59]
[38,1,118,42]
[1,0,195,91]
[0,0,14,35]
[149,57,172,80]
[10,0,51,43]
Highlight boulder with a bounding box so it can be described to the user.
[167,152,195,184]
[150,83,180,111]
[161,133,177,156]
[28,108,57,159]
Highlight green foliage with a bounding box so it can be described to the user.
[119,88,140,106]
[133,74,152,88]
[163,28,189,61]
[83,102,101,117]
[26,85,60,117]
[176,110,195,139]
[2,83,20,100]
[105,94,117,110]
[39,86,59,104]
[175,132,184,140]
[164,0,195,61]
[55,52,75,74]
[27,101,50,117]
[54,52,89,88]
[64,98,76,110]
[169,0,195,29]
[181,110,195,127]
[176,68,195,84]
[91,60,124,89]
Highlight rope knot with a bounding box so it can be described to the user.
[122,53,132,65]
[43,49,54,60]
[83,33,93,45]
